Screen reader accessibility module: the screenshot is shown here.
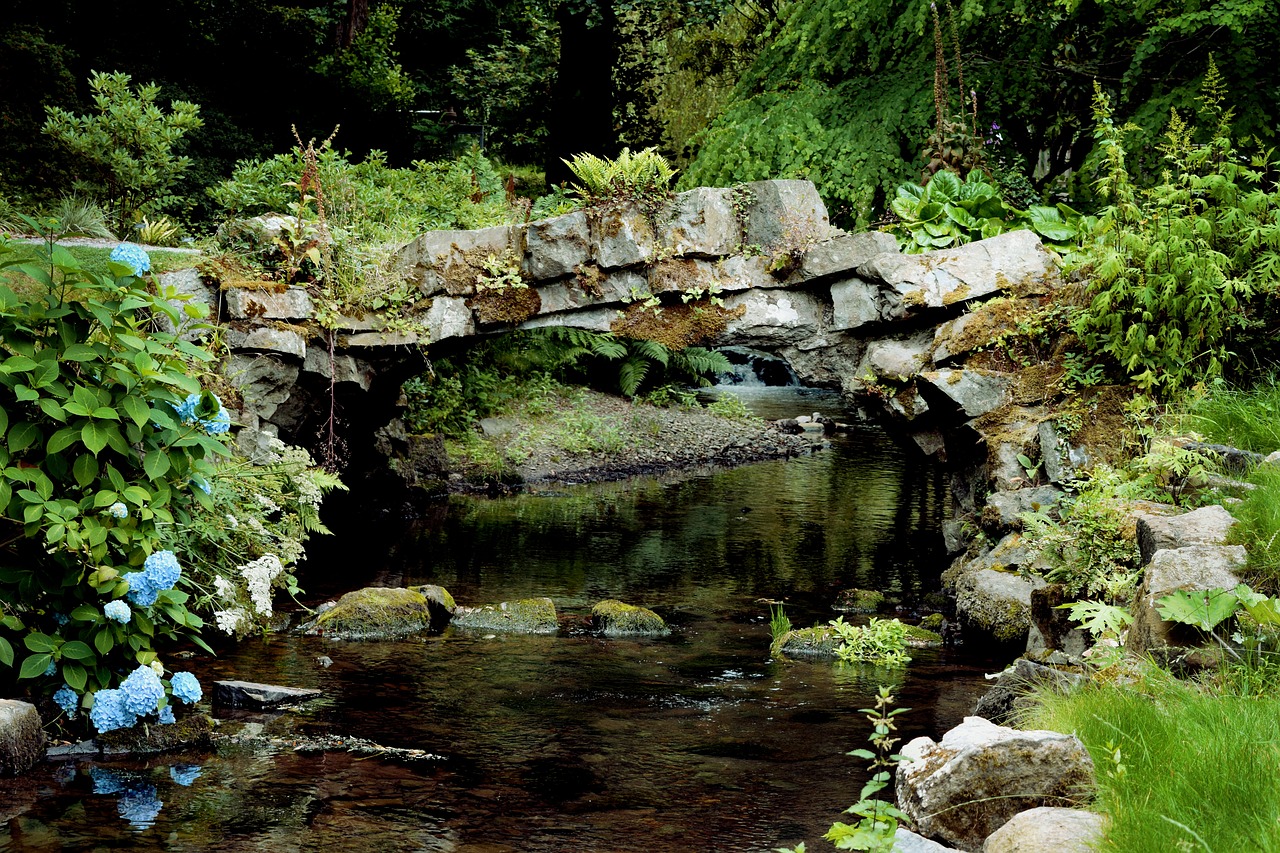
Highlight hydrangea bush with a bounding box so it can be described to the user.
[0,236,341,733]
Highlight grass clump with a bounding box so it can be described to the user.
[1024,672,1280,853]
[1177,378,1280,453]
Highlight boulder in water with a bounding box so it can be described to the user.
[591,600,669,636]
[452,597,559,634]
[772,625,840,660]
[310,586,453,640]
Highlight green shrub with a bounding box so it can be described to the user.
[1072,70,1280,395]
[209,144,510,242]
[828,616,911,667]
[0,237,340,731]
[42,71,202,232]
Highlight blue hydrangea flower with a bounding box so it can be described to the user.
[119,665,164,716]
[126,550,182,607]
[171,393,198,423]
[54,685,79,718]
[89,689,137,734]
[170,392,231,436]
[109,243,151,276]
[169,764,201,786]
[158,704,176,724]
[107,502,128,519]
[53,613,69,626]
[170,671,202,705]
[103,600,131,624]
[117,783,163,827]
[44,660,56,677]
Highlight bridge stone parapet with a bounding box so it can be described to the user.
[201,180,1062,474]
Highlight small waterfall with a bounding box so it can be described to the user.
[715,347,800,387]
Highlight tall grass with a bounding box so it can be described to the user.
[1024,674,1280,853]
[1178,378,1280,453]
[1171,378,1280,590]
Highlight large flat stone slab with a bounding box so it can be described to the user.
[983,806,1105,853]
[397,225,520,295]
[1128,544,1246,654]
[1136,504,1237,566]
[660,187,740,257]
[225,286,315,320]
[857,230,1057,310]
[213,680,322,710]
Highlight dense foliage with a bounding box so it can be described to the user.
[1072,73,1280,394]
[0,236,340,732]
[684,0,1280,226]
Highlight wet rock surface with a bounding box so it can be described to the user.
[308,586,453,640]
[0,700,46,776]
[452,597,559,634]
[213,680,323,710]
[591,600,669,636]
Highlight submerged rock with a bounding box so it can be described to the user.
[0,700,45,776]
[310,586,454,640]
[832,588,886,614]
[896,716,1095,852]
[452,597,559,634]
[591,600,669,636]
[772,625,840,660]
[903,623,945,649]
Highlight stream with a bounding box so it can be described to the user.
[0,388,1008,852]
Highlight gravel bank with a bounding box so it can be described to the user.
[449,389,823,492]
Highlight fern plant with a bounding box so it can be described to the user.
[563,147,677,207]
[1072,64,1280,394]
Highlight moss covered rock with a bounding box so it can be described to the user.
[833,588,887,614]
[97,713,214,755]
[903,623,944,649]
[451,597,559,634]
[772,625,841,661]
[311,586,453,640]
[591,599,669,636]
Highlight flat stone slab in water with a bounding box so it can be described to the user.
[214,680,322,710]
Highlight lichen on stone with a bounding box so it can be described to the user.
[591,599,669,636]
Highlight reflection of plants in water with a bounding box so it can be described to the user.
[84,764,203,828]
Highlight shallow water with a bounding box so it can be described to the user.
[1,389,1008,852]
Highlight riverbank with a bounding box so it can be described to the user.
[436,386,825,492]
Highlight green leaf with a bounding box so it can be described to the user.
[1155,588,1239,631]
[81,421,109,455]
[63,663,87,691]
[143,448,170,480]
[37,398,66,421]
[62,344,99,361]
[73,453,98,488]
[0,637,12,667]
[18,653,52,679]
[2,355,37,374]
[60,640,94,661]
[24,632,58,653]
[93,628,114,656]
[8,421,40,453]
[120,395,151,428]
[69,605,100,622]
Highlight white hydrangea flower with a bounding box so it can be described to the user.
[240,554,284,616]
[213,576,236,599]
[255,493,281,514]
[150,660,165,676]
[214,609,245,634]
[226,514,239,529]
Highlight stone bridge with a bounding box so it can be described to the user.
[182,180,1057,466]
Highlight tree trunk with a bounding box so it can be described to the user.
[545,2,618,185]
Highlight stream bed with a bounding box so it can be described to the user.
[1,389,1009,852]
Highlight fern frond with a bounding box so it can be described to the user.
[628,338,670,367]
[618,355,651,396]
